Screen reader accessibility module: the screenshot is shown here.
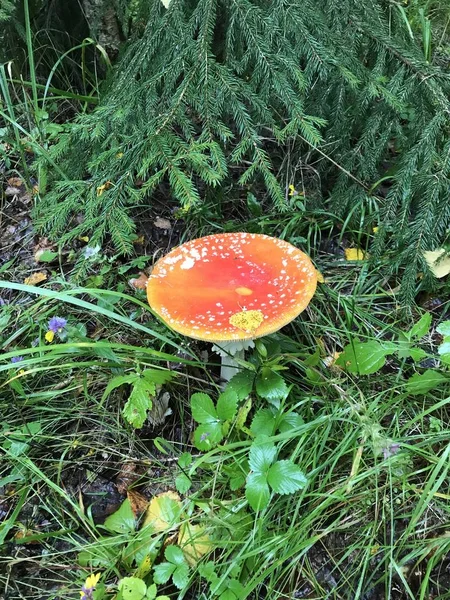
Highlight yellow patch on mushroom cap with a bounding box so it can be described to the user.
[229,310,264,333]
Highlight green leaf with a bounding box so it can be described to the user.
[216,390,238,422]
[101,374,138,402]
[178,452,192,468]
[436,321,450,336]
[103,498,135,533]
[226,371,254,400]
[335,340,390,375]
[278,411,304,433]
[267,461,307,494]
[191,393,218,423]
[193,422,223,451]
[255,368,288,404]
[175,473,192,494]
[408,312,432,339]
[219,591,237,600]
[405,370,448,395]
[142,368,174,385]
[248,439,276,472]
[246,192,262,216]
[438,340,450,355]
[146,584,157,600]
[165,545,185,565]
[123,378,156,428]
[245,472,270,511]
[118,577,147,600]
[172,564,190,589]
[408,347,429,362]
[153,562,176,584]
[250,408,277,436]
[35,249,58,262]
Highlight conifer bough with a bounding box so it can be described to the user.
[147,233,317,380]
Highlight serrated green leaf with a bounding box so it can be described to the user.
[255,368,288,405]
[101,374,138,403]
[118,577,147,600]
[226,370,254,400]
[103,498,136,533]
[191,393,218,423]
[230,471,246,491]
[267,461,307,494]
[142,368,174,385]
[436,321,450,336]
[178,452,192,468]
[408,312,432,339]
[216,390,238,422]
[405,370,448,395]
[165,545,185,565]
[172,564,190,589]
[175,473,192,494]
[193,422,223,450]
[146,584,157,600]
[219,590,237,600]
[335,340,390,375]
[250,408,276,436]
[123,378,156,428]
[278,411,304,433]
[198,561,217,583]
[245,472,270,511]
[153,562,176,584]
[248,439,276,472]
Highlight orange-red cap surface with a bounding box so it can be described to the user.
[147,233,317,341]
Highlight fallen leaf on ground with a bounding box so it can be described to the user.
[178,523,212,566]
[142,491,182,532]
[423,249,450,278]
[24,272,47,286]
[127,490,149,517]
[129,272,148,290]
[154,217,172,230]
[344,248,368,261]
[7,177,24,187]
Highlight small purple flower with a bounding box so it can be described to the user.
[11,356,23,364]
[48,316,67,333]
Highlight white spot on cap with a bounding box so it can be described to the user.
[181,257,195,270]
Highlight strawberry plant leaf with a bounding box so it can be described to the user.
[255,368,288,405]
[226,370,254,400]
[165,545,185,565]
[245,472,270,511]
[335,340,391,375]
[193,422,223,450]
[248,439,276,472]
[191,393,218,423]
[267,460,307,494]
[153,562,176,584]
[103,498,136,534]
[216,389,238,422]
[250,408,277,436]
[172,564,190,589]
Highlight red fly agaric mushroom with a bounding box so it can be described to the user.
[147,233,317,381]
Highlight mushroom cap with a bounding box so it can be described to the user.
[147,232,317,341]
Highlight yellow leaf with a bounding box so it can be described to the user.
[134,554,152,578]
[344,248,368,261]
[24,272,47,286]
[142,491,182,532]
[178,523,212,566]
[423,249,450,279]
[316,269,325,283]
[45,330,55,343]
[96,181,113,196]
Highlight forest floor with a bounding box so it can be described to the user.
[1,176,450,600]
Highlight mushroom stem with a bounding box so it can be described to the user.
[212,340,255,386]
[220,348,245,383]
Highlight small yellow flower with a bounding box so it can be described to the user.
[45,330,55,343]
[372,226,379,234]
[288,184,296,196]
[116,152,124,159]
[344,248,368,261]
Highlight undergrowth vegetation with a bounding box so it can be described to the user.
[2,1,450,599]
